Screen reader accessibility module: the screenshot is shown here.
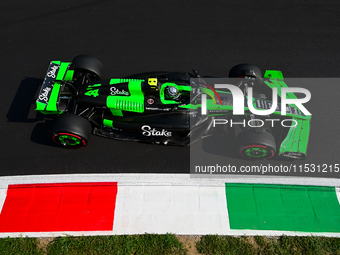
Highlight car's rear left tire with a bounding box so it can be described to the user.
[52,114,92,149]
[72,55,104,80]
[229,63,262,79]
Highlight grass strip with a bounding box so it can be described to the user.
[196,235,340,255]
[46,234,187,255]
[1,234,340,254]
[0,237,42,255]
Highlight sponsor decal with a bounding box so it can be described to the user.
[110,86,129,96]
[148,78,158,88]
[145,107,171,111]
[38,87,51,102]
[147,98,155,105]
[141,125,172,137]
[285,152,303,157]
[47,65,59,78]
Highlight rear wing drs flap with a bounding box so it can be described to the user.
[36,61,73,114]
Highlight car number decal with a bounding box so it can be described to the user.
[85,84,101,97]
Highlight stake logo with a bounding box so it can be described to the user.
[141,125,172,137]
[110,86,129,96]
[38,87,51,102]
[201,84,311,116]
[47,65,59,78]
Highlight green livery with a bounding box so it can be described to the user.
[35,56,311,159]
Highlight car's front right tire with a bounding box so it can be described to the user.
[237,129,276,160]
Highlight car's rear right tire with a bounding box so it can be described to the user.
[52,114,92,149]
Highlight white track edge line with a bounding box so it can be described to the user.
[0,174,339,188]
[1,230,340,238]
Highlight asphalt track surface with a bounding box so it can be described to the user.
[1,0,340,176]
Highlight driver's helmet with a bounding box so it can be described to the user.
[165,86,180,100]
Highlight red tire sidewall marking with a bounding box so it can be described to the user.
[52,133,86,148]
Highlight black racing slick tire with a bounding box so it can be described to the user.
[237,129,276,160]
[229,63,262,80]
[52,114,92,149]
[72,55,104,80]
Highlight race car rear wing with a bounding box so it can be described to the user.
[36,61,73,114]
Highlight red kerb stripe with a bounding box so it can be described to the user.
[0,182,117,232]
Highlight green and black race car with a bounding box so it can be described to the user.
[36,55,311,160]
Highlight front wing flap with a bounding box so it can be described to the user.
[278,118,310,159]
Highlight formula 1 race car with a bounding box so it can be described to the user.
[35,55,311,160]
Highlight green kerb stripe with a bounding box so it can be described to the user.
[226,183,340,233]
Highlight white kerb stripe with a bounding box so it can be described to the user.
[336,187,340,206]
[112,184,230,235]
[0,186,7,214]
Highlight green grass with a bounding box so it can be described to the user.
[0,237,42,255]
[46,234,187,255]
[196,235,340,255]
[1,234,340,255]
